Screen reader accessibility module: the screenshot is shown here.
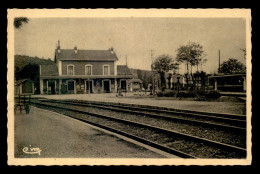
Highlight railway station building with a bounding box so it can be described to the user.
[39,42,133,94]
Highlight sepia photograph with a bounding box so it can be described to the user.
[7,9,252,165]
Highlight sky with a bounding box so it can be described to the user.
[15,17,246,74]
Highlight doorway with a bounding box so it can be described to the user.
[86,80,93,93]
[121,80,126,91]
[103,80,110,93]
[67,80,75,94]
[48,80,56,94]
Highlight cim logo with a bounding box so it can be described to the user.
[23,145,42,155]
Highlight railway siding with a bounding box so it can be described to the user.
[31,99,247,158]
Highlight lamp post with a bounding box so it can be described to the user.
[177,75,180,93]
[125,72,127,97]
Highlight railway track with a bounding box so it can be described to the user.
[31,99,247,159]
[37,98,246,130]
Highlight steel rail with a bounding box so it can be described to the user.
[83,100,246,121]
[39,99,246,131]
[32,101,247,158]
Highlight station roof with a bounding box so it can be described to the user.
[117,65,133,76]
[15,79,33,86]
[40,64,58,76]
[55,49,119,61]
[129,79,143,83]
[208,74,246,78]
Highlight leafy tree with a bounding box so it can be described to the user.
[142,72,148,89]
[152,54,178,90]
[193,71,208,93]
[176,42,207,86]
[137,69,143,80]
[14,17,29,29]
[15,67,20,81]
[218,58,246,74]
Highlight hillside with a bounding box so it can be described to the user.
[15,55,55,71]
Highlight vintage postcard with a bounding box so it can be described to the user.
[7,9,252,165]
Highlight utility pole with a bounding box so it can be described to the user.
[125,55,128,68]
[240,48,246,59]
[125,55,127,96]
[218,49,221,73]
[151,50,155,95]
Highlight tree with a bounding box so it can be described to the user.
[137,69,143,80]
[15,66,20,81]
[193,71,208,93]
[218,58,246,74]
[142,72,148,89]
[176,42,207,87]
[14,17,29,29]
[152,54,178,90]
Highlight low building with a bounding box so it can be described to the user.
[39,41,133,94]
[208,74,246,92]
[15,79,35,96]
[128,79,143,92]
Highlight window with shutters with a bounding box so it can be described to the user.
[103,65,110,75]
[67,64,74,75]
[85,65,92,75]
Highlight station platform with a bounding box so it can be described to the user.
[33,93,246,115]
[219,92,246,97]
[14,106,176,158]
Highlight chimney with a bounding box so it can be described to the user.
[109,47,114,54]
[74,46,77,53]
[57,40,61,53]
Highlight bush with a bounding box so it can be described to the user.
[205,91,221,100]
[156,91,163,97]
[156,89,175,97]
[163,89,175,97]
[194,90,221,101]
[176,91,196,98]
[194,95,207,101]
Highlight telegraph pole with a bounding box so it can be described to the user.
[240,48,246,59]
[218,49,221,73]
[151,50,155,95]
[126,55,128,67]
[125,55,127,96]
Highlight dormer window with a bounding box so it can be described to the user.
[67,64,74,75]
[103,65,110,75]
[85,64,92,75]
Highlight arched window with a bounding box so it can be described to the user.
[67,64,74,75]
[103,64,110,75]
[85,64,92,75]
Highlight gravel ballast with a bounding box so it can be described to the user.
[32,101,246,158]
